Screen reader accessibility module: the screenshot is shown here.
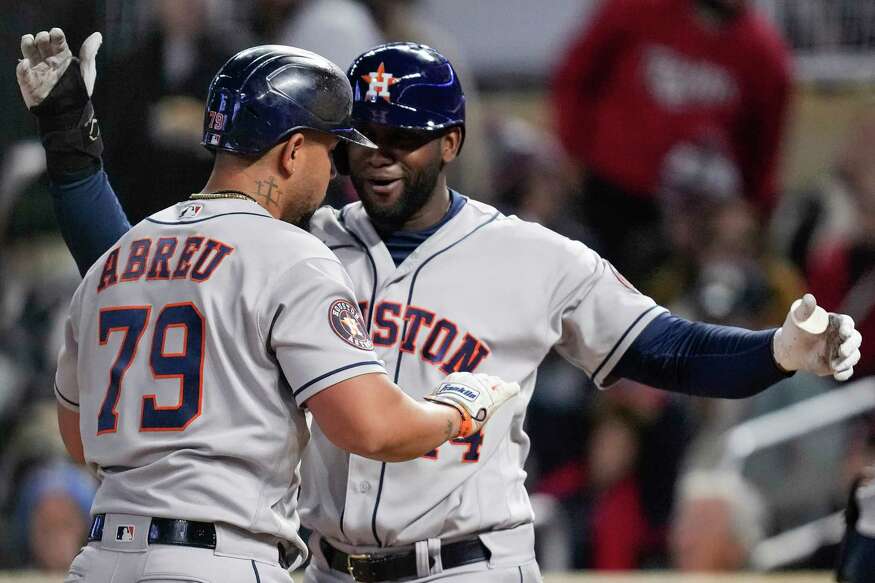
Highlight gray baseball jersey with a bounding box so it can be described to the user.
[300,197,664,556]
[54,198,386,558]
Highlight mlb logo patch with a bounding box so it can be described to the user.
[116,525,135,542]
[179,203,204,219]
[205,132,221,146]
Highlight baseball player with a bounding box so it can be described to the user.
[26,38,862,583]
[17,32,519,583]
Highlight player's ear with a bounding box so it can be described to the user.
[280,132,306,177]
[440,127,462,163]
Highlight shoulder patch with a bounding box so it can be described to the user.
[329,299,374,351]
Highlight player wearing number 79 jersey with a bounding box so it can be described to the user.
[30,36,518,583]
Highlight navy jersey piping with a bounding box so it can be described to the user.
[370,210,501,547]
[337,208,379,538]
[251,560,261,583]
[293,360,383,397]
[591,304,659,381]
[338,209,378,333]
[55,383,79,407]
[145,211,272,225]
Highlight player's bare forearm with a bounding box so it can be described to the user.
[307,373,461,462]
[350,394,463,463]
[56,404,85,464]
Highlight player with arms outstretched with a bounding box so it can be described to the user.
[20,34,861,583]
[18,32,518,583]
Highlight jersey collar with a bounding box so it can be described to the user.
[339,193,497,282]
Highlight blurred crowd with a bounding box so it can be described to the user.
[1,0,874,575]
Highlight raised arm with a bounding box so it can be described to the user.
[17,28,130,275]
[612,294,862,397]
[550,237,862,396]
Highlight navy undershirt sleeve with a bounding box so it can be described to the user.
[49,168,131,276]
[612,312,793,398]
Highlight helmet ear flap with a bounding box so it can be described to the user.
[333,142,350,175]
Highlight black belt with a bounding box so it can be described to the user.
[87,514,292,568]
[321,537,490,583]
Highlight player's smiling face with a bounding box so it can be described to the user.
[347,123,461,233]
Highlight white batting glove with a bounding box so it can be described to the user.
[16,28,102,109]
[773,293,862,381]
[425,372,520,438]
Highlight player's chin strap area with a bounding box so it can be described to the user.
[320,536,490,582]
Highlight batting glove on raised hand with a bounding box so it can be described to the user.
[17,28,101,109]
[16,28,104,180]
[773,293,862,381]
[425,372,520,438]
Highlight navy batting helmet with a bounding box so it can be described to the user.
[347,42,465,137]
[202,45,375,155]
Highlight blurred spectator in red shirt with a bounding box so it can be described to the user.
[552,0,791,282]
[535,391,691,570]
[535,402,650,570]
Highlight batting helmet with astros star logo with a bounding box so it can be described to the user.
[347,42,465,138]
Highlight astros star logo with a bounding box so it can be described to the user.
[362,62,398,102]
[340,313,362,338]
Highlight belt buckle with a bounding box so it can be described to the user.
[346,553,371,580]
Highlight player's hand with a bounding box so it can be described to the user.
[425,372,520,438]
[16,28,102,109]
[772,293,862,381]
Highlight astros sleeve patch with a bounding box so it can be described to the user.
[328,299,374,351]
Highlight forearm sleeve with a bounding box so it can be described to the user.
[613,312,792,398]
[50,168,131,275]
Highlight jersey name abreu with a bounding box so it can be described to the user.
[358,300,490,374]
[96,235,235,292]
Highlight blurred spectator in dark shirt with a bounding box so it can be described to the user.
[488,116,590,243]
[98,0,232,222]
[647,142,804,324]
[772,109,871,276]
[552,0,791,282]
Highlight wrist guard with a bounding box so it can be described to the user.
[30,57,102,180]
